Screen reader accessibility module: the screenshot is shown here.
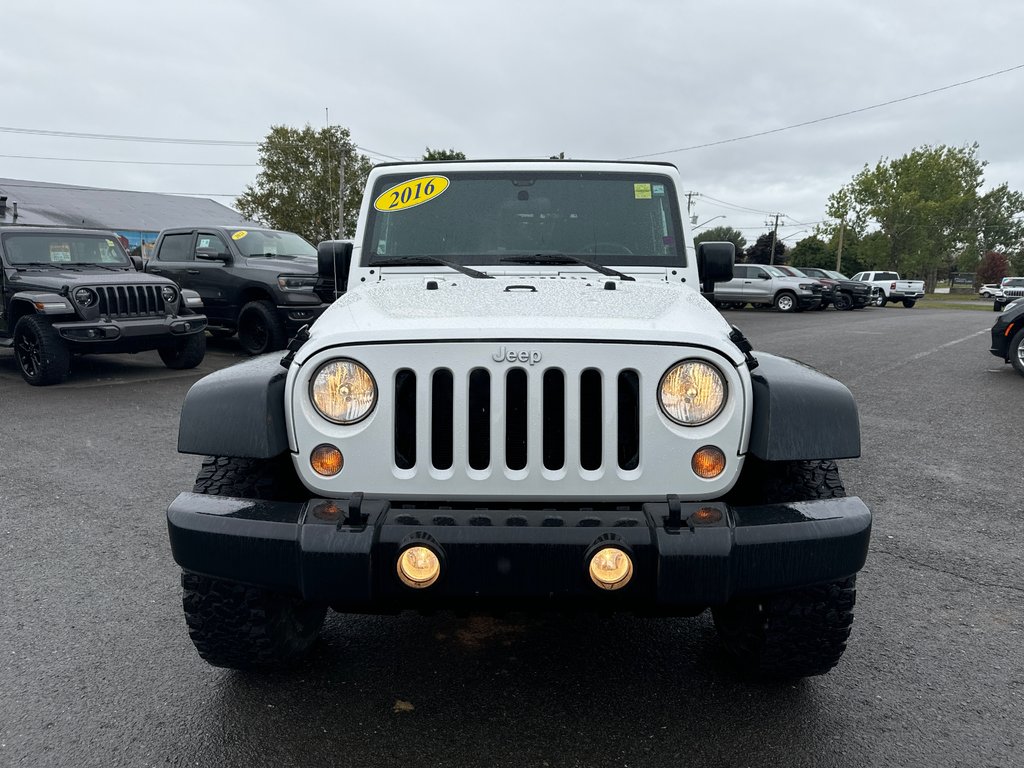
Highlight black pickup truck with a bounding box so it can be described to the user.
[146,227,330,354]
[1,226,207,385]
[796,267,874,310]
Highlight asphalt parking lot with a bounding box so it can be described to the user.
[1,307,1021,768]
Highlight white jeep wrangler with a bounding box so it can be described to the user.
[167,160,870,679]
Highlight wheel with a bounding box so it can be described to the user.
[158,332,206,369]
[713,458,857,679]
[994,302,1004,312]
[1009,327,1024,377]
[902,299,916,308]
[980,290,992,298]
[874,293,887,307]
[832,292,853,311]
[181,456,326,669]
[13,315,71,386]
[576,242,634,256]
[237,300,287,355]
[773,292,797,312]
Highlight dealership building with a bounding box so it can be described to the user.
[0,178,253,257]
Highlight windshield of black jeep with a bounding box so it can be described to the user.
[364,171,685,268]
[229,229,316,258]
[1,232,130,266]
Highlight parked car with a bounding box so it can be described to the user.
[851,271,925,308]
[146,227,331,354]
[796,267,874,310]
[0,226,207,385]
[714,263,823,312]
[979,284,1004,299]
[994,277,1024,312]
[773,266,833,309]
[990,298,1024,376]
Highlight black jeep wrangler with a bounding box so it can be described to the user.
[1,227,207,385]
[146,227,330,355]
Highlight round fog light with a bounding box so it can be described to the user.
[588,547,633,590]
[397,546,441,588]
[692,446,726,479]
[310,444,343,476]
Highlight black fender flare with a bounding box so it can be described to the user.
[747,352,861,461]
[177,355,289,458]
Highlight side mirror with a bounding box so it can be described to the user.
[696,241,735,298]
[316,240,353,302]
[195,248,230,262]
[129,255,144,272]
[758,272,771,280]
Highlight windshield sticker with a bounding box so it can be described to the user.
[231,230,248,240]
[652,184,665,196]
[634,183,652,200]
[106,239,116,246]
[374,175,450,212]
[50,244,72,262]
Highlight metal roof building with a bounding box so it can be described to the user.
[0,178,254,255]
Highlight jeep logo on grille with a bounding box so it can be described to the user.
[492,346,542,365]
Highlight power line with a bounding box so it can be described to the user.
[622,63,1024,159]
[0,180,241,197]
[0,153,257,167]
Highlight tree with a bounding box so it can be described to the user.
[787,236,832,269]
[236,125,373,243]
[825,143,1024,291]
[693,225,746,254]
[977,251,1010,285]
[745,232,786,265]
[422,147,466,161]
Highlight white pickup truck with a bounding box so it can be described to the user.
[851,270,925,308]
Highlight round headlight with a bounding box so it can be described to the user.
[658,360,727,425]
[161,285,178,303]
[310,359,377,424]
[73,287,96,307]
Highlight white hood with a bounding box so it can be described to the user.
[299,276,743,366]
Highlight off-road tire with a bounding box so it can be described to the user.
[13,315,71,386]
[181,455,325,669]
[158,332,206,369]
[1009,327,1024,377]
[833,292,853,311]
[237,299,287,355]
[902,299,916,308]
[773,292,797,313]
[714,458,857,679]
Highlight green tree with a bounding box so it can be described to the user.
[787,236,832,269]
[745,232,786,265]
[693,225,746,255]
[826,143,1024,291]
[422,147,466,161]
[236,124,373,242]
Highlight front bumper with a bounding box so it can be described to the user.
[167,493,871,610]
[796,293,822,309]
[53,314,207,344]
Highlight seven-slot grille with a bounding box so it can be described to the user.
[96,285,166,318]
[392,366,641,473]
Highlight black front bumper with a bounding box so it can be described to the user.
[53,314,207,349]
[167,493,871,611]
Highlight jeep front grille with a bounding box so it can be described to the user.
[393,367,641,473]
[96,285,165,318]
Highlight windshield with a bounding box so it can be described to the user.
[1,232,130,266]
[826,270,849,280]
[763,265,788,278]
[1004,278,1024,287]
[364,170,685,268]
[229,229,316,258]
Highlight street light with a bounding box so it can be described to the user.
[692,216,726,230]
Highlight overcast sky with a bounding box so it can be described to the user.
[3,0,1022,243]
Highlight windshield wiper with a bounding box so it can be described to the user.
[13,261,61,270]
[499,254,635,281]
[70,263,127,271]
[369,256,494,279]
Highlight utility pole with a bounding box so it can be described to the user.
[685,191,698,217]
[835,219,845,272]
[768,213,782,265]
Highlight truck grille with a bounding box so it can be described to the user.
[392,367,641,473]
[96,285,165,318]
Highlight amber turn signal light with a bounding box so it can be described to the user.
[310,444,344,476]
[692,446,726,479]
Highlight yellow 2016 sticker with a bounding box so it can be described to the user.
[231,230,248,240]
[374,176,449,212]
[634,183,652,199]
